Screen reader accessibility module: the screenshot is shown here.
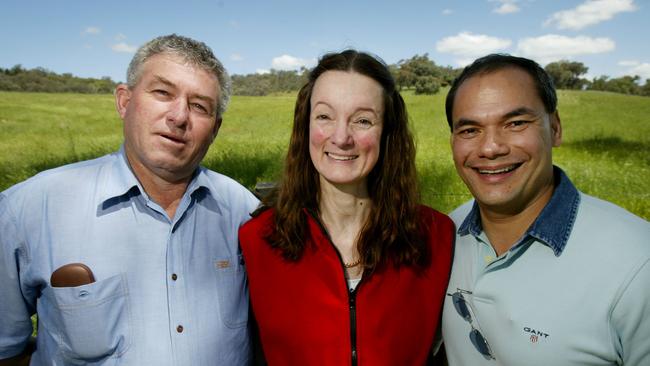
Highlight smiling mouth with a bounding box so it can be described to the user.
[475,163,522,175]
[327,152,358,161]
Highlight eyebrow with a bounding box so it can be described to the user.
[312,101,380,116]
[502,107,538,120]
[453,106,539,129]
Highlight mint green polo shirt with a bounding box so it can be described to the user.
[442,168,650,365]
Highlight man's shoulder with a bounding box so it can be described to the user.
[198,167,260,212]
[199,168,254,197]
[2,153,116,198]
[449,200,474,226]
[575,192,649,245]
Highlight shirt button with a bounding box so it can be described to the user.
[176,325,184,333]
[171,273,178,281]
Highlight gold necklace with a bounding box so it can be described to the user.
[344,257,361,268]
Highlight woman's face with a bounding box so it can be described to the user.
[309,71,384,192]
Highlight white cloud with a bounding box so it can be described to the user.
[517,34,615,64]
[491,0,520,14]
[271,54,315,70]
[230,53,243,61]
[618,60,650,80]
[436,32,512,66]
[83,27,101,35]
[111,42,137,53]
[618,60,638,67]
[442,8,453,15]
[545,0,636,30]
[256,69,270,75]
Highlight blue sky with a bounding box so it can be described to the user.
[1,0,648,83]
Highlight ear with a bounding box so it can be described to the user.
[550,110,562,147]
[211,117,223,141]
[115,84,131,119]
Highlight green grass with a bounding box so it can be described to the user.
[1,90,649,219]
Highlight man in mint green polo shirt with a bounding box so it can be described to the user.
[441,54,650,365]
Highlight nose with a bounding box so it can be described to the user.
[330,120,353,148]
[166,98,189,128]
[478,129,509,159]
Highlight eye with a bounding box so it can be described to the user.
[152,89,170,96]
[191,103,209,114]
[314,114,330,121]
[507,120,530,130]
[455,127,479,138]
[356,118,372,126]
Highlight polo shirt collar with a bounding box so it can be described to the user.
[457,166,580,256]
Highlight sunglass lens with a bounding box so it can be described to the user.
[470,329,492,358]
[452,293,472,321]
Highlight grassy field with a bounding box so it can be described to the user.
[1,90,649,219]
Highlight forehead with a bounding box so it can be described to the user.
[311,71,384,111]
[453,67,543,119]
[138,53,219,93]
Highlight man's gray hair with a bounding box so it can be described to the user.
[127,34,231,117]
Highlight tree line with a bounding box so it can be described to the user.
[0,65,117,94]
[2,56,650,97]
[544,60,650,96]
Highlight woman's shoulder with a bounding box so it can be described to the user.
[239,206,275,238]
[416,205,455,255]
[417,204,454,229]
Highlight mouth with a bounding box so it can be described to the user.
[326,152,358,161]
[159,133,186,145]
[474,163,522,175]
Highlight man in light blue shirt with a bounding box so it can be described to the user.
[0,34,259,365]
[441,54,650,365]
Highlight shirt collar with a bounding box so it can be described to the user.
[457,166,580,256]
[98,146,213,209]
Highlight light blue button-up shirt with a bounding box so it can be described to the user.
[0,148,259,365]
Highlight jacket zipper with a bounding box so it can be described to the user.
[349,287,358,366]
[307,210,362,366]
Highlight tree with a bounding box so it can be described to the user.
[588,75,641,95]
[641,79,650,97]
[545,60,589,90]
[395,54,443,94]
[414,75,440,95]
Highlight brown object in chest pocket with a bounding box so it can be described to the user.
[50,263,95,287]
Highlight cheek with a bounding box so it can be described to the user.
[195,122,218,142]
[356,131,382,154]
[451,139,471,165]
[309,125,328,148]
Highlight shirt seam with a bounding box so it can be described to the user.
[607,257,650,359]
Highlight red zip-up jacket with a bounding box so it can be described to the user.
[239,205,454,365]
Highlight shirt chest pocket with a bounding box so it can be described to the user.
[214,255,249,329]
[40,273,132,362]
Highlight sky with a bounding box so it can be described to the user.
[1,0,648,83]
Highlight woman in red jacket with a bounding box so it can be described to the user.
[239,50,454,365]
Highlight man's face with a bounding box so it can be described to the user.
[450,67,561,215]
[115,53,221,183]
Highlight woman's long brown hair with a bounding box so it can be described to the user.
[261,50,430,271]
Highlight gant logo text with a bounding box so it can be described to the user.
[523,327,550,341]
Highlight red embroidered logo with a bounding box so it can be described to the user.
[530,335,538,343]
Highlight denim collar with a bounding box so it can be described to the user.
[457,166,580,256]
